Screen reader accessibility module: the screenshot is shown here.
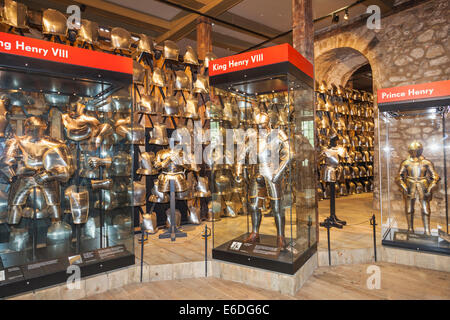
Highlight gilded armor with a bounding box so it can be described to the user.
[397,141,439,235]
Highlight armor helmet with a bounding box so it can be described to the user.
[137,34,154,54]
[318,81,328,94]
[152,67,167,87]
[110,27,132,50]
[2,0,28,29]
[183,97,199,119]
[408,141,423,157]
[163,96,180,116]
[204,52,218,69]
[138,95,159,114]
[193,75,209,94]
[42,9,67,37]
[77,19,99,44]
[163,40,180,61]
[133,61,146,84]
[174,70,190,91]
[149,124,169,146]
[183,46,199,65]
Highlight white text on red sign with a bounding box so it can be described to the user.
[212,53,264,73]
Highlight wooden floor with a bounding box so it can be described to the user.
[135,193,378,265]
[86,262,450,300]
[318,193,380,250]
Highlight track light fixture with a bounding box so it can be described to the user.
[332,13,339,23]
[344,9,349,20]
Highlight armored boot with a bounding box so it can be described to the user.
[422,212,431,236]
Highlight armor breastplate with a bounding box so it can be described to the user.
[404,160,429,181]
[323,147,345,168]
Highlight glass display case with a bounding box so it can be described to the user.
[378,80,450,255]
[0,32,135,297]
[209,44,317,274]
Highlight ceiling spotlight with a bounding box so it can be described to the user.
[332,13,339,23]
[344,9,349,20]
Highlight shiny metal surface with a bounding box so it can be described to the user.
[142,212,157,234]
[65,186,89,224]
[0,96,8,138]
[133,61,146,84]
[5,117,74,224]
[91,179,113,190]
[138,95,159,115]
[77,19,99,44]
[319,146,348,183]
[397,141,439,235]
[149,180,169,203]
[183,46,199,65]
[174,70,190,91]
[204,101,222,120]
[137,34,154,54]
[187,200,201,225]
[47,221,72,245]
[163,96,180,116]
[166,208,181,228]
[109,214,132,240]
[129,181,146,207]
[193,75,209,94]
[112,97,132,113]
[8,227,29,251]
[115,116,145,145]
[152,68,167,87]
[183,96,199,119]
[42,9,67,37]
[62,104,101,141]
[137,152,159,175]
[149,124,169,145]
[163,40,179,61]
[2,0,28,28]
[109,151,132,176]
[204,52,217,69]
[195,175,211,198]
[110,27,132,50]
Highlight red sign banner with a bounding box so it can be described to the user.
[0,32,132,74]
[209,43,313,79]
[377,80,450,104]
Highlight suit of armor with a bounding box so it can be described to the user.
[154,148,188,193]
[245,112,294,249]
[319,145,348,183]
[3,117,74,224]
[397,141,439,235]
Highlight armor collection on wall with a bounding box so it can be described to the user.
[315,81,375,200]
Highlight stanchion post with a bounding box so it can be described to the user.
[370,214,377,262]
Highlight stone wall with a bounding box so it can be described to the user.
[313,0,450,211]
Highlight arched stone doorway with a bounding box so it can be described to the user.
[314,41,380,210]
